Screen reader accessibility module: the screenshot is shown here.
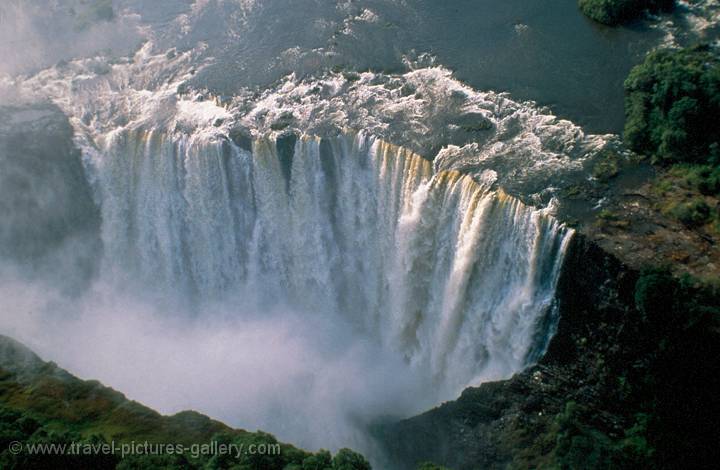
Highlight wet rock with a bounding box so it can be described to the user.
[0,103,101,291]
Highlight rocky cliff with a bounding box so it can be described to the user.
[378,230,720,469]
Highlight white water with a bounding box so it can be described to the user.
[91,127,571,394]
[1,42,577,459]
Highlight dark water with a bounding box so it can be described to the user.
[170,0,661,134]
[3,0,663,134]
[410,0,661,133]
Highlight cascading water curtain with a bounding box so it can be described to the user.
[91,126,573,398]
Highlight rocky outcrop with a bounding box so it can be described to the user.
[0,103,101,291]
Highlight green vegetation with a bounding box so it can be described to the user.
[595,208,632,230]
[624,45,720,165]
[597,209,618,221]
[624,45,720,229]
[664,164,720,196]
[0,336,371,469]
[650,163,720,231]
[579,0,674,26]
[549,40,720,469]
[664,197,711,227]
[330,449,372,470]
[546,268,720,469]
[0,406,119,469]
[630,269,720,468]
[551,402,653,468]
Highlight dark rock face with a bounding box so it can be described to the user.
[0,103,101,291]
[376,234,640,469]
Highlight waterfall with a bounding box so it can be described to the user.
[6,46,583,433]
[90,126,572,396]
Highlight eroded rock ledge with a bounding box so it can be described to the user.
[377,234,636,469]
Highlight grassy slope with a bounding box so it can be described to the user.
[0,335,370,469]
[0,335,234,444]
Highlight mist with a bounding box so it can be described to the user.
[0,97,436,462]
[0,269,436,456]
[0,99,571,465]
[0,0,144,77]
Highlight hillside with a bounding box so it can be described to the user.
[0,335,371,469]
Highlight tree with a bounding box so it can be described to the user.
[624,45,720,165]
[331,448,372,470]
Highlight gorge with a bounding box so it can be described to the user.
[1,1,719,469]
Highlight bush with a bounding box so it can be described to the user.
[551,401,654,469]
[0,405,120,469]
[579,0,674,26]
[550,269,720,469]
[331,448,372,470]
[662,164,718,194]
[624,45,720,165]
[664,198,712,227]
[670,164,720,195]
[634,267,720,339]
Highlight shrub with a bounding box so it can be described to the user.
[553,410,653,468]
[665,198,712,227]
[670,164,720,195]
